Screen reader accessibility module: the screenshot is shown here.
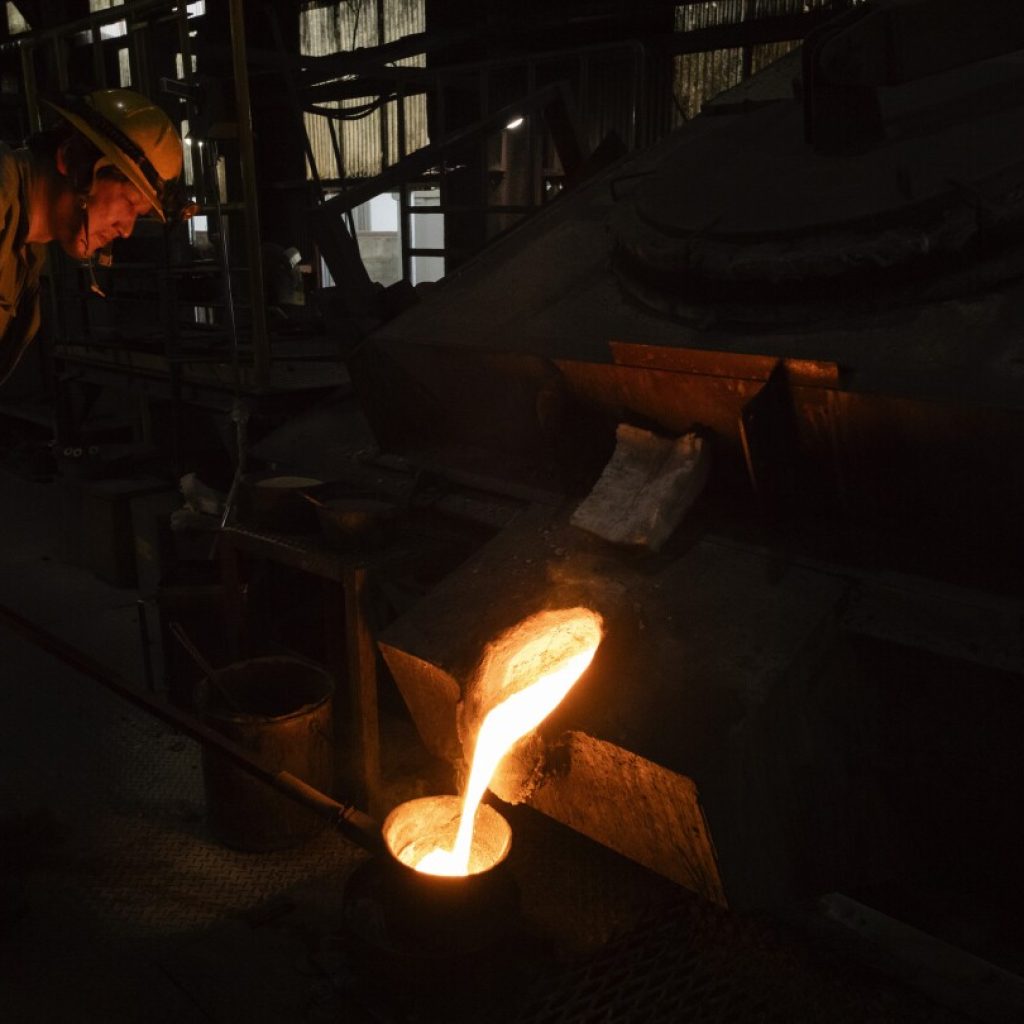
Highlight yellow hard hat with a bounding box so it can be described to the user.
[45,89,184,223]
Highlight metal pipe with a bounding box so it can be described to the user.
[0,601,383,855]
[19,42,40,136]
[227,0,270,391]
[0,0,173,51]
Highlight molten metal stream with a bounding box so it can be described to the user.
[416,610,602,876]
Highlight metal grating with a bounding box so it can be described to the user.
[518,901,777,1024]
[2,623,363,943]
[28,706,359,940]
[514,895,972,1024]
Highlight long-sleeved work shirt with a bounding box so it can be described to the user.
[0,143,47,387]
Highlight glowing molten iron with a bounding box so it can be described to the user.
[414,607,603,876]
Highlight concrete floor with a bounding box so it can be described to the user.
[0,462,986,1023]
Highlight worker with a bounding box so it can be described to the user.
[0,88,190,387]
[0,89,189,927]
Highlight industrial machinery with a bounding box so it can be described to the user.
[352,0,1024,914]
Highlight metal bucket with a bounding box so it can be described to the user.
[198,656,334,851]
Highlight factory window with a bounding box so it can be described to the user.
[325,187,445,287]
[118,47,130,87]
[175,52,198,79]
[188,214,210,251]
[351,192,403,286]
[180,118,195,188]
[408,187,443,286]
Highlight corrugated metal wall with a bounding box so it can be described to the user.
[300,0,428,180]
[673,0,836,121]
[300,1,843,178]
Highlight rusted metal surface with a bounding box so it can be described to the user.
[557,360,758,441]
[377,645,463,763]
[546,356,1024,592]
[609,341,842,388]
[738,367,795,512]
[521,733,726,906]
[362,328,1024,585]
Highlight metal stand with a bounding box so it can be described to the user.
[218,525,383,818]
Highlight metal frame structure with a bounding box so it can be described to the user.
[5,0,294,443]
[290,35,653,291]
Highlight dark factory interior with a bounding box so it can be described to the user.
[1,1,1023,1021]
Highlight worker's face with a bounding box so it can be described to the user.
[60,175,153,259]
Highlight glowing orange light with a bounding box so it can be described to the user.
[413,607,603,876]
